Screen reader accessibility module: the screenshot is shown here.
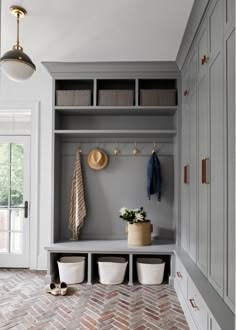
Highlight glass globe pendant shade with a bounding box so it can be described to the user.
[0,48,36,82]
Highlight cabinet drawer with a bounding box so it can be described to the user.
[187,279,208,330]
[175,257,187,299]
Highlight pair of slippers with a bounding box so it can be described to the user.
[46,282,68,296]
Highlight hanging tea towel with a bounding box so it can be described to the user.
[147,151,162,201]
[69,149,86,239]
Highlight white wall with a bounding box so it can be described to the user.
[0,66,52,269]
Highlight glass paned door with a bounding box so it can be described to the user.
[0,136,30,267]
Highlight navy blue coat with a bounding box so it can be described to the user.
[147,152,161,201]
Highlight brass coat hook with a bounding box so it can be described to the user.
[133,141,139,155]
[114,142,120,156]
[152,141,157,154]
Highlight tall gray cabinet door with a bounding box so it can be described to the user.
[225,28,235,311]
[189,49,197,92]
[208,0,223,61]
[225,0,235,29]
[208,53,224,295]
[208,0,224,297]
[181,70,190,252]
[188,48,197,263]
[189,88,197,263]
[197,23,208,81]
[197,73,209,277]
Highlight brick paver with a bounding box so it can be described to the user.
[0,269,189,329]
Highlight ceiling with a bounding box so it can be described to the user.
[1,0,194,63]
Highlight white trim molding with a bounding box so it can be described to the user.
[0,100,40,269]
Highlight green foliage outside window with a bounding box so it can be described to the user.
[0,144,24,207]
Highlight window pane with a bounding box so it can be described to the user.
[10,232,23,253]
[11,210,23,232]
[0,165,9,186]
[11,165,23,187]
[0,231,9,252]
[11,144,24,164]
[10,188,23,207]
[0,187,9,207]
[0,144,9,164]
[0,210,9,231]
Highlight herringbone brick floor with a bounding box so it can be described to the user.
[0,269,189,330]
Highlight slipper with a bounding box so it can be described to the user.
[59,282,68,296]
[46,282,60,296]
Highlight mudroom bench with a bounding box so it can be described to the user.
[45,240,175,285]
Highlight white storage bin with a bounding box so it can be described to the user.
[97,256,128,284]
[57,256,85,284]
[137,258,165,285]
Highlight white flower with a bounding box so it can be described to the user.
[119,207,127,216]
[135,213,144,221]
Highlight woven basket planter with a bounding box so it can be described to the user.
[125,221,153,246]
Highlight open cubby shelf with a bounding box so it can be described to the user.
[46,240,174,285]
[54,78,178,108]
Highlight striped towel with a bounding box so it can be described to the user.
[69,149,86,239]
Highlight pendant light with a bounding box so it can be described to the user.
[0,6,36,82]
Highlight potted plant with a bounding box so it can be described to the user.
[119,207,153,246]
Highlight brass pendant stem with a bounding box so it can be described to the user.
[16,12,20,49]
[10,6,27,51]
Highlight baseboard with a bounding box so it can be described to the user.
[37,252,47,270]
[169,276,175,286]
[174,280,197,330]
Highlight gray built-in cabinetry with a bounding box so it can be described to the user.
[43,62,181,284]
[42,0,235,325]
[42,62,181,244]
[180,0,235,313]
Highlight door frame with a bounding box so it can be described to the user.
[0,101,39,269]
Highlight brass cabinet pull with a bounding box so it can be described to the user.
[201,158,210,184]
[202,159,206,184]
[201,55,209,65]
[184,165,189,184]
[189,298,198,309]
[176,271,182,278]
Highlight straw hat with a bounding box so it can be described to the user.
[87,148,108,170]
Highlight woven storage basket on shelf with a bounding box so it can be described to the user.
[74,90,92,106]
[126,221,153,246]
[56,90,74,106]
[117,90,134,106]
[98,90,134,106]
[158,89,176,106]
[98,90,116,106]
[140,89,159,106]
